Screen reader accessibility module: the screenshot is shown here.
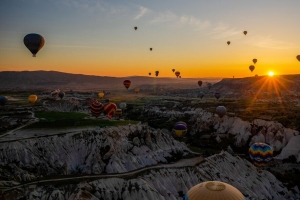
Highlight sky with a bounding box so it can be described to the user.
[1,0,300,78]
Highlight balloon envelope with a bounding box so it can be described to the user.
[134,87,140,93]
[0,96,8,106]
[115,108,122,116]
[198,92,204,99]
[198,81,202,87]
[184,181,244,200]
[249,65,255,72]
[214,92,221,100]
[173,123,187,138]
[172,69,175,72]
[23,33,45,57]
[123,80,131,89]
[227,41,230,45]
[134,27,137,30]
[119,102,127,110]
[103,103,117,119]
[243,31,247,35]
[28,95,38,103]
[90,100,103,118]
[216,106,226,118]
[175,71,180,77]
[58,92,65,99]
[253,59,257,64]
[249,142,273,167]
[98,92,104,98]
[296,55,300,61]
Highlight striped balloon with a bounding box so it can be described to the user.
[123,80,131,89]
[103,102,117,119]
[249,142,273,167]
[90,100,103,118]
[115,108,122,116]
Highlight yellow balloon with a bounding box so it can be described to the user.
[28,95,38,103]
[134,87,140,94]
[98,92,104,98]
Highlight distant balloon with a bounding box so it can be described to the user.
[23,33,45,57]
[249,142,273,167]
[115,108,122,117]
[0,96,8,106]
[28,95,38,104]
[243,31,247,35]
[227,41,230,45]
[119,102,127,110]
[155,71,159,77]
[179,76,181,78]
[123,80,131,89]
[296,55,300,61]
[253,59,257,64]
[58,91,65,99]
[134,26,137,30]
[173,122,187,138]
[150,48,152,51]
[249,65,255,72]
[198,80,202,87]
[175,121,187,127]
[103,102,117,119]
[216,106,226,118]
[172,69,175,73]
[175,71,180,78]
[149,72,151,76]
[98,92,104,99]
[90,100,104,118]
[134,87,140,94]
[184,181,244,200]
[51,89,60,98]
[207,83,212,89]
[198,92,204,99]
[214,92,221,100]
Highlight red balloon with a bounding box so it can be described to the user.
[123,80,131,89]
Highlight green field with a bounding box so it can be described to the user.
[26,111,138,129]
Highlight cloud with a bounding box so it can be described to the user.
[243,35,298,49]
[134,6,149,20]
[179,15,210,30]
[151,11,177,23]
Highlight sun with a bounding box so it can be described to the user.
[268,71,274,77]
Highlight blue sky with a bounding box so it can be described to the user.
[1,0,300,77]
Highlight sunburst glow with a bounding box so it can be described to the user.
[268,71,274,77]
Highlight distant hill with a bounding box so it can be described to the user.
[212,75,300,93]
[0,71,221,91]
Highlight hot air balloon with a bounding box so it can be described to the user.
[150,48,152,51]
[173,122,187,138]
[207,83,212,90]
[119,102,127,110]
[155,71,159,77]
[179,76,181,78]
[198,81,202,87]
[243,31,247,35]
[134,26,137,30]
[253,59,257,64]
[172,69,175,72]
[255,74,258,77]
[123,80,131,90]
[28,95,38,104]
[184,181,244,200]
[227,41,230,45]
[175,71,180,78]
[58,91,65,99]
[216,106,226,118]
[296,55,300,61]
[115,108,122,117]
[249,65,255,72]
[23,33,45,57]
[51,89,60,98]
[198,92,204,99]
[103,102,117,119]
[98,92,104,99]
[149,72,151,76]
[214,92,221,100]
[175,121,187,127]
[90,100,104,118]
[134,87,140,94]
[0,96,8,106]
[249,142,273,167]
